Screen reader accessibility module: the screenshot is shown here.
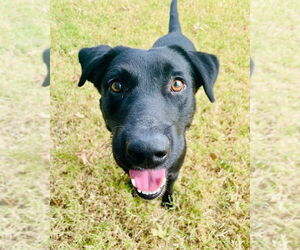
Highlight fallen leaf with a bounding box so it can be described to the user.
[210,153,218,160]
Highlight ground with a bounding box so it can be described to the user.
[250,0,300,248]
[51,0,249,248]
[0,0,49,249]
[1,0,298,249]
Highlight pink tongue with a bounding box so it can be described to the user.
[129,169,166,192]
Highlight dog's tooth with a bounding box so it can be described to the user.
[131,179,136,187]
[137,189,141,193]
[154,186,162,193]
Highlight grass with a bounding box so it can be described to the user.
[250,0,300,248]
[0,0,49,249]
[51,0,249,248]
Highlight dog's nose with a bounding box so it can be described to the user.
[126,134,170,166]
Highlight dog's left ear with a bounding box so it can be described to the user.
[187,51,219,102]
[169,45,219,102]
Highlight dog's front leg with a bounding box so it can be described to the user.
[162,172,178,209]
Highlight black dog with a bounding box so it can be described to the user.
[78,0,219,208]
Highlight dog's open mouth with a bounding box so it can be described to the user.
[129,168,166,200]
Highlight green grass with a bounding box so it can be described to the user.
[51,0,249,248]
[0,0,49,249]
[250,0,300,248]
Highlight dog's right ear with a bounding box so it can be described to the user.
[78,45,112,87]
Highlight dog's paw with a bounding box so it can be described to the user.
[162,201,175,210]
[131,189,138,197]
[127,179,137,197]
[161,195,175,210]
[131,187,138,197]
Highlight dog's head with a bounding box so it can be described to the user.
[78,45,219,199]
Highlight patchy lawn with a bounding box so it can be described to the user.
[0,0,49,249]
[51,0,249,248]
[250,0,300,248]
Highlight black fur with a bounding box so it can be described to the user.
[78,0,219,208]
[169,0,181,32]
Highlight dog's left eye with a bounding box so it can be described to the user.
[110,81,123,93]
[171,79,185,92]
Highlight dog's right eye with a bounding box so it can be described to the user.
[110,81,123,93]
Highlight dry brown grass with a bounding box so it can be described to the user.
[51,0,249,248]
[250,0,300,248]
[0,0,49,249]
